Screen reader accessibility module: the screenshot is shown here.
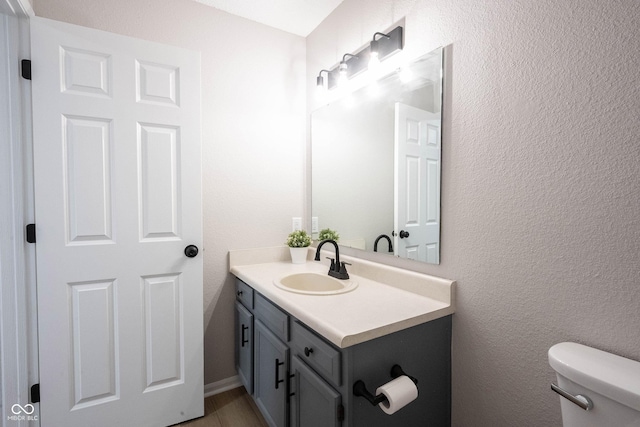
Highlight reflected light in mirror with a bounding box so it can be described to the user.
[398,66,413,83]
[368,52,380,71]
[367,80,380,97]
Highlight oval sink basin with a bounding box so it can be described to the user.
[274,272,358,295]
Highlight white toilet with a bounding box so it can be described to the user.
[548,342,640,426]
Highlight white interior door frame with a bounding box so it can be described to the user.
[0,1,39,426]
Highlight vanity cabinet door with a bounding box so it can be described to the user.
[254,320,289,427]
[235,301,254,394]
[290,356,342,427]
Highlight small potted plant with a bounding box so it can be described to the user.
[286,230,311,264]
[318,228,339,242]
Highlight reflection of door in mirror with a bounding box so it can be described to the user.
[394,103,441,263]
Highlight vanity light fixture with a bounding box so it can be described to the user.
[318,25,404,91]
[316,69,330,89]
[340,54,358,74]
[369,32,390,68]
[338,54,358,86]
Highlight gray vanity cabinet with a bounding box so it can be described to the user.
[235,277,452,427]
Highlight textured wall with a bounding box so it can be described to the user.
[33,0,306,385]
[307,0,640,425]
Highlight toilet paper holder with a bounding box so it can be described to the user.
[353,364,418,406]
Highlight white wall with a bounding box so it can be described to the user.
[33,0,306,385]
[308,0,640,425]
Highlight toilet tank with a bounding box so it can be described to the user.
[548,342,640,427]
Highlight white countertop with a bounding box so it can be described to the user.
[229,246,456,348]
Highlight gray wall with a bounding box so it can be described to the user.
[307,0,640,425]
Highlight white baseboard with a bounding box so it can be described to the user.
[204,375,243,398]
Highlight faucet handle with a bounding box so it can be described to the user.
[339,261,351,278]
[326,257,336,270]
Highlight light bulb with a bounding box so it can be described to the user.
[368,52,380,70]
[339,61,348,75]
[369,37,380,70]
[338,72,348,87]
[338,61,348,87]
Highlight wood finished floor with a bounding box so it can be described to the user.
[177,387,268,427]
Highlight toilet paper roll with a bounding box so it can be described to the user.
[376,375,419,415]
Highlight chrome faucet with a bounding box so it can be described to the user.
[314,239,350,280]
[373,234,393,253]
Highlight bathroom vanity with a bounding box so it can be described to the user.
[230,247,455,427]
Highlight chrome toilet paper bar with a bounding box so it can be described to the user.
[550,383,593,411]
[353,364,418,406]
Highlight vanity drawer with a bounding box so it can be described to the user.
[291,321,341,387]
[236,279,254,309]
[254,293,289,342]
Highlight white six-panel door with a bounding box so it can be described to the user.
[31,17,203,427]
[394,102,441,264]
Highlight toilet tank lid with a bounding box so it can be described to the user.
[548,342,640,411]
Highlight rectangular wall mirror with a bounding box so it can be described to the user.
[311,47,443,264]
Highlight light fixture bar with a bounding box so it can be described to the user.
[372,26,403,63]
[325,25,403,90]
[370,32,390,60]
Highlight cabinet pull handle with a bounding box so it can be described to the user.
[241,324,249,347]
[304,347,314,357]
[237,290,243,296]
[275,359,285,389]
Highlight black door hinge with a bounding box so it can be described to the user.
[26,224,36,243]
[30,384,40,403]
[21,59,31,80]
[337,404,344,422]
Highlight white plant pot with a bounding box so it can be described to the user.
[289,247,308,264]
